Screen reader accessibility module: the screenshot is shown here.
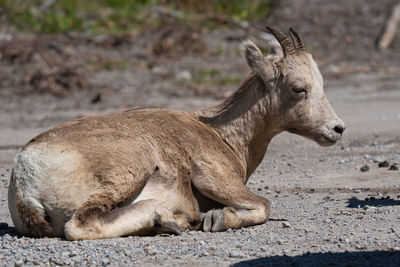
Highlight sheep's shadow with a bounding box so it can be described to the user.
[347,196,400,208]
[0,222,18,237]
[268,218,288,222]
[232,250,400,267]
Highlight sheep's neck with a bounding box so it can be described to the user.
[200,75,281,182]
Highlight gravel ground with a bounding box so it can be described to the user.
[0,1,400,264]
[0,191,399,266]
[0,71,399,266]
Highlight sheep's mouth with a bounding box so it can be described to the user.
[317,133,340,147]
[320,134,337,144]
[287,127,340,147]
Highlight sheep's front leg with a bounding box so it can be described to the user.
[192,173,270,232]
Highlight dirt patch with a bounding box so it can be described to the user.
[0,1,399,266]
[0,35,88,96]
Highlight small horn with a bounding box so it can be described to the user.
[288,27,305,51]
[266,26,295,56]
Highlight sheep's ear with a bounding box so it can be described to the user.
[241,40,275,81]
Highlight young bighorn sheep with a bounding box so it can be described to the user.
[8,27,344,240]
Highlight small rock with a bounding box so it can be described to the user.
[14,259,24,267]
[69,251,78,257]
[355,214,364,219]
[277,239,284,245]
[388,164,399,171]
[176,70,192,80]
[378,161,390,168]
[239,20,250,28]
[102,258,110,265]
[32,259,41,265]
[373,157,383,163]
[360,165,369,172]
[250,250,257,256]
[356,244,366,250]
[152,66,169,76]
[91,93,101,104]
[282,222,291,228]
[228,251,241,258]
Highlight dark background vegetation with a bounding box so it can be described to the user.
[0,0,398,99]
[0,0,273,34]
[0,1,399,266]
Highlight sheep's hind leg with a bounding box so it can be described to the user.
[65,199,188,240]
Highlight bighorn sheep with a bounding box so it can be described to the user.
[8,27,345,240]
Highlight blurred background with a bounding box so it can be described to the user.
[0,2,400,265]
[0,0,399,149]
[0,0,398,112]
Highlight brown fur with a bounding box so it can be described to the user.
[8,27,344,239]
[12,171,54,237]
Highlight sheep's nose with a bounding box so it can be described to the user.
[333,124,345,135]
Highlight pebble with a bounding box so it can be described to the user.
[373,157,383,163]
[152,66,169,76]
[388,164,399,171]
[176,70,192,80]
[360,165,369,172]
[0,189,398,266]
[14,259,24,267]
[378,161,390,168]
[228,251,241,258]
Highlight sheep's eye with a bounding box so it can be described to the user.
[292,87,307,94]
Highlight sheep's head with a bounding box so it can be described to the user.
[242,26,344,146]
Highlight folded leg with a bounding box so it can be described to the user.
[192,166,270,232]
[65,198,190,240]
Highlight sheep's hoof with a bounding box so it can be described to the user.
[155,221,182,235]
[201,209,225,232]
